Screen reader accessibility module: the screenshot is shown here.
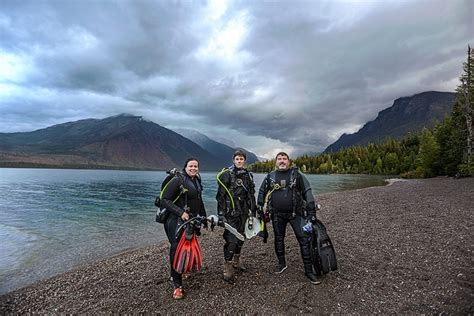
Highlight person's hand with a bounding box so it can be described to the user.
[263,211,270,223]
[181,211,189,221]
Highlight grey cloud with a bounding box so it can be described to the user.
[0,0,472,157]
[196,0,472,147]
[1,1,201,91]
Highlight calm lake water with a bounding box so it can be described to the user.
[0,168,386,294]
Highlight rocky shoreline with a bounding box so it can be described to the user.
[1,177,473,314]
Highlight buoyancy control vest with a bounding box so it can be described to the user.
[155,168,203,223]
[264,167,306,217]
[217,165,255,216]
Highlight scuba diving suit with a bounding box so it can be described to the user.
[257,167,317,275]
[216,165,256,262]
[161,173,206,288]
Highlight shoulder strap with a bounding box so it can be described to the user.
[160,175,175,199]
[264,171,279,205]
[246,169,255,190]
[161,173,188,204]
[195,173,203,193]
[268,170,277,187]
[290,167,299,217]
[217,167,235,210]
[289,167,298,188]
[229,167,238,191]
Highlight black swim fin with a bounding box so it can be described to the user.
[310,219,337,275]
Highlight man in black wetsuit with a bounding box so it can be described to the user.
[257,152,322,285]
[216,150,256,283]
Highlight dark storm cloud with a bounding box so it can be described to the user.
[1,1,200,91]
[179,0,473,153]
[0,0,472,157]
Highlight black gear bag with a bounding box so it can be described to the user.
[310,219,337,275]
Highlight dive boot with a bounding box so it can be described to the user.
[223,261,235,284]
[232,254,247,272]
[275,258,287,274]
[306,272,322,285]
[173,287,184,299]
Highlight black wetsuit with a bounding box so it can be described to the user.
[216,166,256,261]
[161,173,206,288]
[257,168,317,274]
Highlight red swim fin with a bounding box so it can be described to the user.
[173,231,192,274]
[172,224,203,274]
[189,234,202,272]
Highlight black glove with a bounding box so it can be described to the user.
[201,218,208,230]
[264,212,271,223]
[257,208,265,221]
[218,215,225,227]
[183,206,190,214]
[193,218,202,236]
[257,206,270,222]
[208,216,216,231]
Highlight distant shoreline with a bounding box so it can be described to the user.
[1,176,472,313]
[0,163,167,171]
[1,165,399,178]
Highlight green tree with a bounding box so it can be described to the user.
[301,164,307,173]
[384,152,399,175]
[417,128,440,177]
[458,46,474,174]
[374,157,383,174]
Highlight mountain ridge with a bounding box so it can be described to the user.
[324,91,455,152]
[0,115,227,170]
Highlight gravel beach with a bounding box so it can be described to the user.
[1,177,473,314]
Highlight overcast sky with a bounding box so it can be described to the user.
[1,0,472,158]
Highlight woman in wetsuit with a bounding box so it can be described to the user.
[160,158,207,299]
